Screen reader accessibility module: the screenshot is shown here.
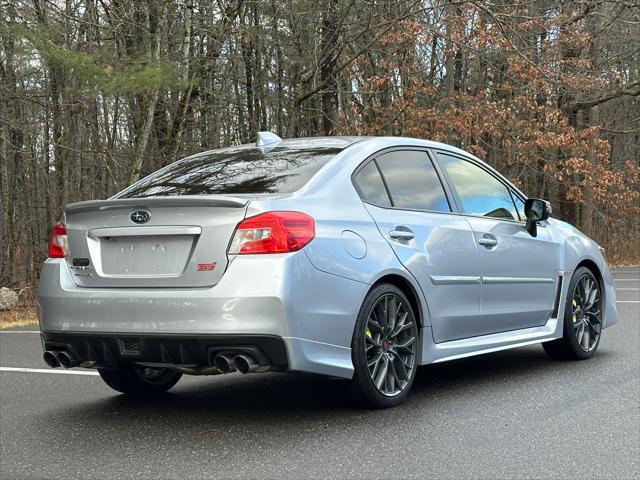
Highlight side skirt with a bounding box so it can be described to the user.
[419,275,568,365]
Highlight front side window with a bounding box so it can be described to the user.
[374,151,450,212]
[116,146,342,198]
[437,153,518,220]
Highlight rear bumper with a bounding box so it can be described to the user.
[37,253,369,378]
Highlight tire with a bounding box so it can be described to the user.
[98,363,182,395]
[351,283,419,409]
[543,266,603,361]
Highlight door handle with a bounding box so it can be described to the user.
[478,236,498,247]
[389,229,414,241]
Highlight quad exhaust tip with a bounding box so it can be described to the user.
[214,353,236,374]
[45,349,272,373]
[55,351,78,369]
[233,354,271,374]
[43,351,60,368]
[214,353,271,374]
[233,354,257,374]
[43,350,78,369]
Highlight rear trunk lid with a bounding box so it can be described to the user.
[63,196,248,288]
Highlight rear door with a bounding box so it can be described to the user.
[435,152,557,335]
[64,196,248,288]
[353,149,483,343]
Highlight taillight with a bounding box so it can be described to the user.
[48,221,68,258]
[228,211,315,255]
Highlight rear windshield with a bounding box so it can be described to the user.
[116,146,342,198]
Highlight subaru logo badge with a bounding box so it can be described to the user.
[131,210,150,224]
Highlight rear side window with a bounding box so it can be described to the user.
[117,146,342,198]
[375,151,450,212]
[437,153,518,220]
[353,161,392,207]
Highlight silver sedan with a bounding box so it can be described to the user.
[38,133,619,408]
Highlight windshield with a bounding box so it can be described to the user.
[116,146,342,198]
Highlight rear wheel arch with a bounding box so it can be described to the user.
[371,274,424,328]
[350,281,420,408]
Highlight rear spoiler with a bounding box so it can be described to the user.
[65,196,249,215]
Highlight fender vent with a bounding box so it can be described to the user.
[551,276,563,318]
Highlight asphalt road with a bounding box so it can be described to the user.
[1,268,638,480]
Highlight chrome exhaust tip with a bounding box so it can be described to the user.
[214,353,236,374]
[233,354,271,374]
[56,351,78,369]
[43,351,60,368]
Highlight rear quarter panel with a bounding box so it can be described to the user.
[244,142,432,328]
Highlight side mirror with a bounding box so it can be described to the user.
[524,198,551,237]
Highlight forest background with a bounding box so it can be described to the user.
[1,0,639,294]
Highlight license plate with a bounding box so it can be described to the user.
[100,235,194,275]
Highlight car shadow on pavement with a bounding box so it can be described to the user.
[25,344,614,465]
[49,344,611,426]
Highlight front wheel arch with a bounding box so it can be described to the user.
[575,259,603,293]
[574,258,605,321]
[544,266,603,360]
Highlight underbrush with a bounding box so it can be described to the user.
[0,287,38,329]
[0,306,38,329]
[600,228,640,267]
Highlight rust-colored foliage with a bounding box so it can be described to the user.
[337,5,640,247]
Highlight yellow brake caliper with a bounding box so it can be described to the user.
[365,327,372,338]
[572,299,577,323]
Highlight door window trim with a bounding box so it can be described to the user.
[351,147,457,215]
[508,188,526,222]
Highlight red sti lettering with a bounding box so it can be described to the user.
[196,262,216,272]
